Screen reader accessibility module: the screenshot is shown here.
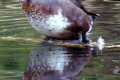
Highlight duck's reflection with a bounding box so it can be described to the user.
[24,44,93,80]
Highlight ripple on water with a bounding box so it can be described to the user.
[0,0,120,80]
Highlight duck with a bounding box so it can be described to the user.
[19,0,99,43]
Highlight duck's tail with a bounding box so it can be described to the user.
[88,12,100,22]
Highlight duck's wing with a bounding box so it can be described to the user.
[68,0,88,13]
[69,0,99,21]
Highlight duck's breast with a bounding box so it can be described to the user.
[27,9,71,37]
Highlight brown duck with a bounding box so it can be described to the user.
[19,0,99,43]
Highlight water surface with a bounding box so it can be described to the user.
[0,0,120,80]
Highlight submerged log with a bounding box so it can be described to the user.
[1,36,120,49]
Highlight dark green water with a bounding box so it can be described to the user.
[0,0,120,80]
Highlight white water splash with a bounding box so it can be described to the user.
[97,36,105,51]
